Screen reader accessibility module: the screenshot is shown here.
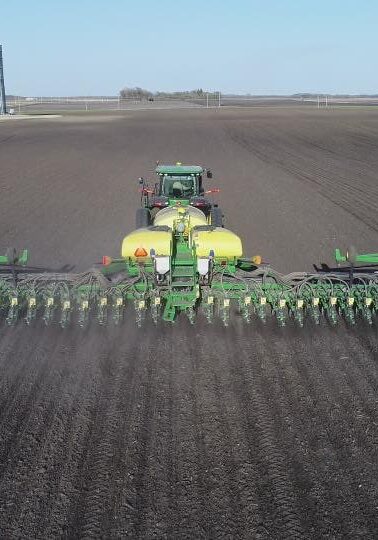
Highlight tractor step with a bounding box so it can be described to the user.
[172,259,193,266]
[171,299,195,307]
[172,266,194,277]
[174,251,193,260]
[170,280,195,287]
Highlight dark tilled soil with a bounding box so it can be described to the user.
[0,108,377,538]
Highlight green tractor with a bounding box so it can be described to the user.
[136,163,223,228]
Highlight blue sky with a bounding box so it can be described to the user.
[1,0,377,96]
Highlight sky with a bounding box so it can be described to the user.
[1,0,377,96]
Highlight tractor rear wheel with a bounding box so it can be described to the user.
[136,208,151,228]
[5,247,16,264]
[210,207,223,227]
[346,245,357,264]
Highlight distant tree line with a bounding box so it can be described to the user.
[119,87,218,100]
[119,87,153,99]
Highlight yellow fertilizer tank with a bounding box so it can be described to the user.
[121,227,172,259]
[191,227,243,258]
[154,206,207,230]
[122,205,242,261]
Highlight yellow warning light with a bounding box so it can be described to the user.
[251,255,262,265]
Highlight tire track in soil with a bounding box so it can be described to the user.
[64,327,141,538]
[191,322,271,539]
[119,323,212,539]
[10,338,88,538]
[226,323,306,539]
[253,329,337,539]
[112,335,164,538]
[0,330,64,473]
[261,326,378,539]
[0,329,83,537]
[269,326,378,539]
[187,324,247,538]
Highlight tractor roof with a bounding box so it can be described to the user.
[156,164,204,175]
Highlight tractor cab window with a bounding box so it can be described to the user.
[162,175,196,198]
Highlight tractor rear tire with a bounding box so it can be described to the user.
[5,247,16,264]
[136,208,151,228]
[210,207,223,227]
[347,245,357,264]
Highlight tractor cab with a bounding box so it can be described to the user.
[156,164,205,201]
[161,174,197,199]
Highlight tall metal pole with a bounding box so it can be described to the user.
[0,45,7,115]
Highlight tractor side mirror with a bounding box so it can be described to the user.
[139,177,144,185]
[206,169,213,179]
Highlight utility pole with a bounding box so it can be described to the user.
[0,45,7,115]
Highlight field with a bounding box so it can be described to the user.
[0,107,377,538]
